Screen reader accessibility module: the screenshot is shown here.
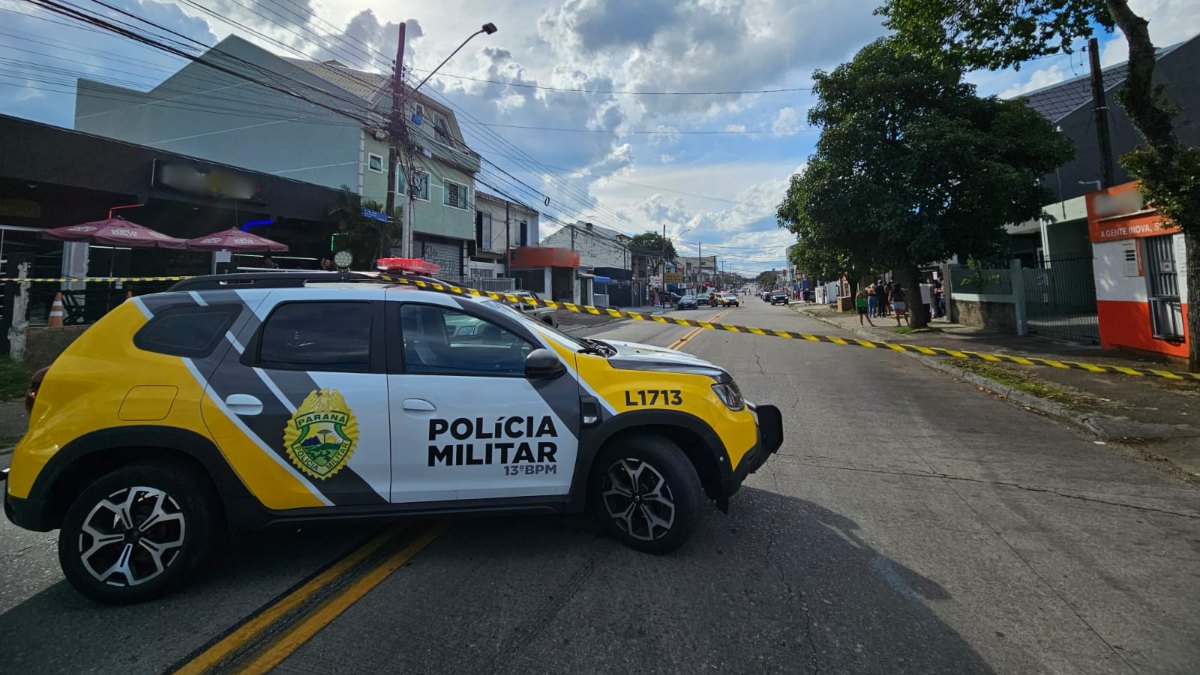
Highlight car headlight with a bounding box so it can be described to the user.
[712,379,744,411]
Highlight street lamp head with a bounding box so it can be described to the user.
[482,22,498,35]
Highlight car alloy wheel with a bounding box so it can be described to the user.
[601,458,676,541]
[76,486,186,588]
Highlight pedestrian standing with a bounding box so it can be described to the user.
[856,290,875,327]
[866,283,878,318]
[932,279,945,318]
[876,280,889,317]
[892,286,909,327]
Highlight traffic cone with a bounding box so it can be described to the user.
[48,293,65,328]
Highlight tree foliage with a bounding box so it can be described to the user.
[878,0,1200,368]
[628,232,677,275]
[777,38,1072,326]
[755,270,780,290]
[332,188,403,271]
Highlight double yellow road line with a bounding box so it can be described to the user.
[668,308,731,350]
[174,522,447,674]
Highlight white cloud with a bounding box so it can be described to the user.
[999,63,1070,98]
[772,106,802,137]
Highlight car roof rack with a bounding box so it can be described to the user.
[169,271,385,292]
[168,271,461,293]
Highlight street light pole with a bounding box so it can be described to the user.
[384,22,497,261]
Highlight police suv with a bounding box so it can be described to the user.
[3,273,783,604]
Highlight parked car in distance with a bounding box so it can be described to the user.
[677,295,698,310]
[697,295,710,306]
[769,291,789,305]
[511,290,559,328]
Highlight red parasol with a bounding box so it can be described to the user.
[185,227,289,252]
[41,218,188,249]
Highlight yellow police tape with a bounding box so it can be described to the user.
[0,276,187,283]
[372,275,1200,382]
[1,273,1195,380]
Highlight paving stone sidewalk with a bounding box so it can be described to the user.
[797,303,1200,481]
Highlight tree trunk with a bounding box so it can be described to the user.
[1188,228,1199,371]
[898,265,929,328]
[1107,0,1197,371]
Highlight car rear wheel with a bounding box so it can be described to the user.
[590,436,702,554]
[58,460,219,604]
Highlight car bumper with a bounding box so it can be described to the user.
[4,491,52,531]
[719,403,783,505]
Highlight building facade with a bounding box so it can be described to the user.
[471,191,540,278]
[74,35,480,275]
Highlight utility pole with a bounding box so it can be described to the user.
[1088,37,1116,189]
[383,22,407,261]
[384,22,496,262]
[504,201,511,276]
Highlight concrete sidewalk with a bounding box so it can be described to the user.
[798,304,1200,480]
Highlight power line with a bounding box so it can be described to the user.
[478,122,815,135]
[411,68,812,96]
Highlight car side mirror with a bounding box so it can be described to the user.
[524,348,565,380]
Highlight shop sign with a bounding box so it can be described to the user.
[153,160,264,202]
[1085,181,1180,243]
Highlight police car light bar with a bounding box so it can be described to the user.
[376,258,440,275]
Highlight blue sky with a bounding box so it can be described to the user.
[1,0,1195,275]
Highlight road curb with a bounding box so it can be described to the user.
[796,307,1197,443]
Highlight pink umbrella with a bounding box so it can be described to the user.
[185,227,288,252]
[41,218,188,249]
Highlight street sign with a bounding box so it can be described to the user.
[361,207,391,223]
[664,272,682,283]
[650,275,663,287]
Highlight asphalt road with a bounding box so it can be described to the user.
[2,297,1199,674]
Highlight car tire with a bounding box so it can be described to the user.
[58,460,220,605]
[590,435,702,554]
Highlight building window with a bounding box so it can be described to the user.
[367,153,384,173]
[433,114,451,143]
[445,180,469,209]
[409,169,430,201]
[519,221,528,246]
[476,211,493,251]
[395,167,405,195]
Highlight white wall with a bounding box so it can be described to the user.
[1093,234,1188,303]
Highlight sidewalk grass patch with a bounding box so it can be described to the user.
[0,357,30,401]
[948,359,1100,410]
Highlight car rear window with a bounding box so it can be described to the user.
[258,301,372,372]
[134,304,241,358]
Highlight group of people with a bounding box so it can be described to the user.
[853,276,947,328]
[856,279,908,327]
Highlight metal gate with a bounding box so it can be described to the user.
[1022,253,1100,344]
[1144,234,1185,340]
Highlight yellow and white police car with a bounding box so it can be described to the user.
[4,273,782,603]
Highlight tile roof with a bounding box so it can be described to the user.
[1013,41,1186,122]
[282,58,388,105]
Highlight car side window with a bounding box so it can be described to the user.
[134,304,241,358]
[400,304,533,376]
[258,302,372,372]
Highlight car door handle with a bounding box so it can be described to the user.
[224,394,263,416]
[402,398,436,412]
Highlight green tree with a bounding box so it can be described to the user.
[628,232,678,279]
[879,0,1200,366]
[331,188,404,271]
[776,38,1072,327]
[755,270,780,290]
[780,183,873,298]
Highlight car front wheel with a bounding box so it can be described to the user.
[590,436,702,554]
[58,460,219,604]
